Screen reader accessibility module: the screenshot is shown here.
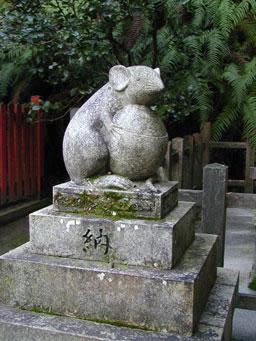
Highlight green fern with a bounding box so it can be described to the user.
[212,102,240,140]
[243,96,256,147]
[0,62,16,97]
[0,46,34,100]
[212,57,256,144]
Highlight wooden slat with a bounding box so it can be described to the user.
[170,137,184,188]
[7,104,15,202]
[201,122,211,166]
[182,135,193,189]
[0,104,7,205]
[0,99,44,206]
[192,133,203,189]
[20,105,28,198]
[210,141,247,149]
[250,167,256,180]
[30,96,43,199]
[29,123,36,197]
[164,141,172,181]
[228,179,245,186]
[13,103,23,199]
[35,110,43,199]
[245,142,255,193]
[24,114,31,198]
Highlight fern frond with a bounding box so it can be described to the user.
[211,101,240,140]
[157,26,173,52]
[223,63,240,85]
[164,0,182,16]
[248,0,256,11]
[218,0,253,36]
[124,12,144,49]
[0,62,16,98]
[218,0,235,36]
[242,96,256,147]
[241,18,256,46]
[233,0,251,26]
[201,29,229,68]
[183,35,203,65]
[223,59,256,104]
[190,77,213,122]
[192,0,206,27]
[160,47,180,72]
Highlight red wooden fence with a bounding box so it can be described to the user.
[0,97,44,206]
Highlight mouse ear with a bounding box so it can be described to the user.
[109,65,130,91]
[154,67,160,76]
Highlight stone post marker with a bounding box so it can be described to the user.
[202,163,228,267]
[250,167,256,277]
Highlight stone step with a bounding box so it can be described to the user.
[53,180,178,220]
[0,233,217,337]
[0,268,238,341]
[29,201,195,269]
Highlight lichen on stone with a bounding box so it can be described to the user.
[54,190,136,220]
[249,276,256,291]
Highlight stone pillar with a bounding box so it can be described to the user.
[202,163,228,267]
[250,167,256,277]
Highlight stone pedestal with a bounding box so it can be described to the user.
[0,234,217,336]
[29,201,195,269]
[53,181,178,219]
[0,180,238,340]
[0,268,238,341]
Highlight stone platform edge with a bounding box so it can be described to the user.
[0,268,238,341]
[0,234,217,336]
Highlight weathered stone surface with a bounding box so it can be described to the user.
[109,104,168,180]
[53,180,178,219]
[0,268,238,341]
[178,189,202,208]
[63,65,165,184]
[0,234,217,336]
[202,163,228,267]
[29,201,195,269]
[198,268,239,341]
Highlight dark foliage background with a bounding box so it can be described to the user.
[0,0,256,143]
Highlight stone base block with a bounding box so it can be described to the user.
[0,268,238,341]
[0,234,217,336]
[53,180,178,219]
[29,201,195,269]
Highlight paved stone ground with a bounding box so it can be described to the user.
[225,208,256,341]
[0,216,29,255]
[0,208,255,340]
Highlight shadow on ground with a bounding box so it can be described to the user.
[0,217,29,256]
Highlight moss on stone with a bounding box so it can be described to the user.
[4,276,12,286]
[249,276,256,291]
[23,305,152,331]
[54,191,137,220]
[54,192,165,222]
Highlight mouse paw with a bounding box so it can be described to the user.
[145,177,161,193]
[91,175,136,191]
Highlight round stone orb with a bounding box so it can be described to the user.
[109,104,168,181]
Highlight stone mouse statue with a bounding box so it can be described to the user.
[63,65,166,185]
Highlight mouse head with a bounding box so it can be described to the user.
[109,65,164,105]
